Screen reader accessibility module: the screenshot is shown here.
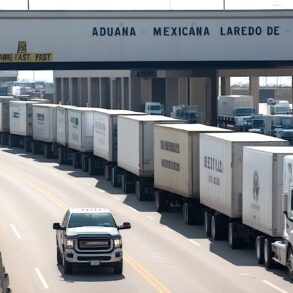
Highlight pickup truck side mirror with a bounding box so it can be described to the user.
[118,222,131,230]
[53,223,65,230]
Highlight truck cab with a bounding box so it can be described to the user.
[144,102,164,115]
[273,115,293,141]
[53,208,131,275]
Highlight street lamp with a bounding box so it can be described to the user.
[27,0,30,10]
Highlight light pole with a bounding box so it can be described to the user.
[27,0,30,10]
[223,0,225,10]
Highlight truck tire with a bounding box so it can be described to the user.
[228,222,240,249]
[183,202,196,225]
[211,214,228,241]
[114,259,123,275]
[63,254,73,275]
[204,211,212,237]
[264,238,274,269]
[287,247,293,281]
[256,235,265,264]
[57,246,62,265]
[155,191,169,212]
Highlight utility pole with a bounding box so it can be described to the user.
[27,0,30,10]
[223,0,225,10]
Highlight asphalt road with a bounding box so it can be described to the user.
[0,146,292,293]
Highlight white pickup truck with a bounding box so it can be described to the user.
[53,208,131,275]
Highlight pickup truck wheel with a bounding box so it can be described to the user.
[114,260,123,275]
[57,246,62,265]
[256,236,265,264]
[264,238,274,269]
[287,247,293,281]
[63,254,73,275]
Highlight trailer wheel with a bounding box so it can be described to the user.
[264,238,274,269]
[155,191,169,212]
[211,214,228,241]
[256,236,265,264]
[204,211,212,237]
[228,222,240,249]
[287,247,293,281]
[183,202,194,225]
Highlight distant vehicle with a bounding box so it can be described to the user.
[269,100,291,115]
[170,105,198,123]
[217,95,255,131]
[267,98,276,105]
[144,102,164,115]
[53,208,131,275]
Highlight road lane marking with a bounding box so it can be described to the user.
[189,239,201,247]
[262,280,287,293]
[10,224,22,239]
[35,268,49,289]
[114,196,122,201]
[128,206,139,213]
[124,252,171,293]
[97,189,105,193]
[1,162,172,293]
[147,216,155,221]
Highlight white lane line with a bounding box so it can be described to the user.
[189,239,201,247]
[239,272,249,277]
[35,268,49,289]
[10,224,22,239]
[113,196,121,201]
[262,280,287,293]
[129,206,139,213]
[147,216,155,221]
[97,189,105,193]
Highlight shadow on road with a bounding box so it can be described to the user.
[57,265,125,282]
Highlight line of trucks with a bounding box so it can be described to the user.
[1,96,293,280]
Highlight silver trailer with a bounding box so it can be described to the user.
[116,115,182,198]
[9,100,48,150]
[199,132,288,242]
[0,96,15,145]
[90,109,145,177]
[32,104,58,157]
[153,123,230,224]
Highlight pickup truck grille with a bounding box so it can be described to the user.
[78,238,111,250]
[77,256,111,261]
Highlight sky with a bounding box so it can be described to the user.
[2,0,293,84]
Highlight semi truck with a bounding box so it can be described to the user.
[199,132,288,241]
[269,100,291,115]
[32,104,58,158]
[144,102,164,115]
[116,115,182,200]
[170,105,199,123]
[217,95,255,131]
[153,124,230,224]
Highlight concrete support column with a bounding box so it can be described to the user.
[178,77,188,105]
[249,76,259,113]
[121,78,125,109]
[68,78,73,105]
[125,77,131,110]
[79,78,88,107]
[54,78,62,104]
[91,78,100,107]
[220,77,230,95]
[101,77,110,109]
[87,78,92,107]
[166,78,178,116]
[210,70,219,126]
[110,78,115,109]
[62,78,69,105]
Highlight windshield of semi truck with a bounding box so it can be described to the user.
[150,105,161,110]
[252,119,264,129]
[68,213,116,228]
[234,108,255,116]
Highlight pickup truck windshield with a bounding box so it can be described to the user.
[68,213,116,228]
[149,105,161,110]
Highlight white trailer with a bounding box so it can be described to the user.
[67,107,95,169]
[90,109,145,177]
[32,104,58,157]
[266,155,293,280]
[153,123,230,224]
[0,96,15,145]
[117,115,182,198]
[241,147,293,262]
[199,132,288,241]
[9,100,48,150]
[217,95,255,130]
[56,105,78,164]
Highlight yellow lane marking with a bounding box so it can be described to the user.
[0,160,172,293]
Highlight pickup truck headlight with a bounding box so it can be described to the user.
[66,239,74,249]
[114,238,122,248]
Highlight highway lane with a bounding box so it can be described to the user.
[0,146,292,293]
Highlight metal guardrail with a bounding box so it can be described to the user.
[0,252,11,293]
